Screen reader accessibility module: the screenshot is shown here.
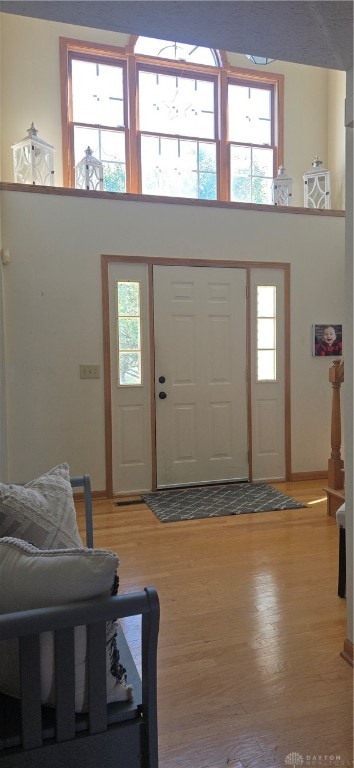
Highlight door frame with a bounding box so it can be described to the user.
[101,254,291,497]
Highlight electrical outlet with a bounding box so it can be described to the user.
[80,364,100,379]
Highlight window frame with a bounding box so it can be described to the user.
[60,38,130,188]
[227,76,278,204]
[135,61,220,199]
[60,36,284,202]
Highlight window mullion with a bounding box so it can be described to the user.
[219,70,229,200]
[72,120,125,132]
[274,81,284,172]
[230,139,275,151]
[127,53,139,193]
[63,49,74,187]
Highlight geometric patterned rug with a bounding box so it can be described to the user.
[141,482,306,523]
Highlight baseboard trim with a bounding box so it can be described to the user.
[340,638,353,667]
[289,471,328,481]
[75,475,330,499]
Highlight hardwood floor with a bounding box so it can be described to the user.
[76,480,353,768]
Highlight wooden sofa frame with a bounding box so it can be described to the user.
[0,475,160,767]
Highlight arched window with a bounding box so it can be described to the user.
[134,36,220,65]
[61,35,283,204]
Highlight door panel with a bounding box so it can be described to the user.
[153,265,248,487]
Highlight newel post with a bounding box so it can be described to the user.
[328,359,344,489]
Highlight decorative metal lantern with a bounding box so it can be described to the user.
[272,165,293,206]
[303,156,331,209]
[12,123,55,186]
[75,146,104,191]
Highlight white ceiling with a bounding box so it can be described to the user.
[0,0,353,71]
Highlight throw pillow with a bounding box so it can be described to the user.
[0,537,133,711]
[0,463,83,549]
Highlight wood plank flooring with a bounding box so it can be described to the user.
[76,480,353,768]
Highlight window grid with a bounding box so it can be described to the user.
[117,281,142,386]
[256,285,277,382]
[61,37,283,201]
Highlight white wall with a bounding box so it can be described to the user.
[0,188,344,489]
[0,12,346,209]
[344,67,353,648]
[328,70,346,210]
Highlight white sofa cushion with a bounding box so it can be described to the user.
[0,463,83,549]
[0,537,133,711]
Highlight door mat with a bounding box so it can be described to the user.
[142,483,306,523]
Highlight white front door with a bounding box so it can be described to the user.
[153,265,248,487]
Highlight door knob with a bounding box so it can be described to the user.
[159,391,167,399]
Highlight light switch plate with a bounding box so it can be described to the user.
[80,364,100,379]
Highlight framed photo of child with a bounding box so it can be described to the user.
[312,324,343,357]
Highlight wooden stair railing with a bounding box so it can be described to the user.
[325,359,345,517]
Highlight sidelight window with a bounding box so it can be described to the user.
[117,281,142,385]
[256,285,277,381]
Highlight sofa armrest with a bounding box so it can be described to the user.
[0,587,159,764]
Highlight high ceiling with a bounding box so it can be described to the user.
[0,0,353,71]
